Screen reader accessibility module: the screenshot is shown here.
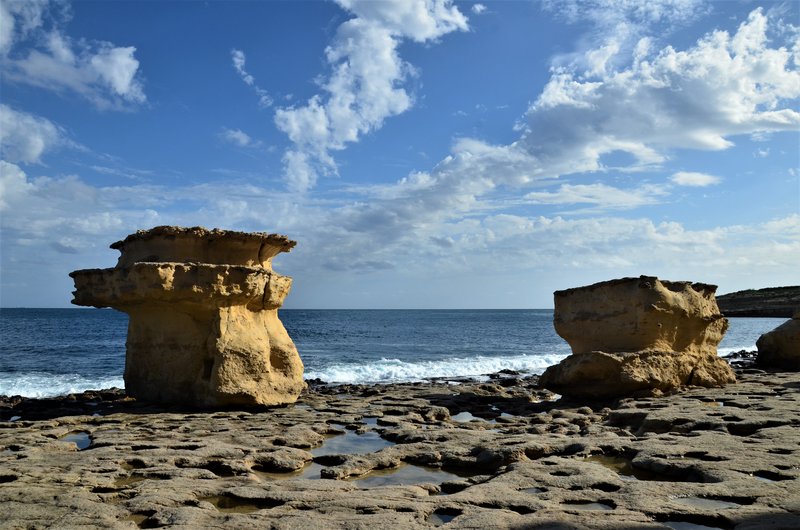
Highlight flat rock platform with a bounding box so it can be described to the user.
[1,363,798,529]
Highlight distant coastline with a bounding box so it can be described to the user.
[717,286,800,318]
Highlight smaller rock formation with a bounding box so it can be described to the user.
[70,226,304,407]
[541,276,735,398]
[756,311,800,370]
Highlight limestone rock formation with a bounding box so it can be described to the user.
[541,276,735,398]
[756,311,800,370]
[70,226,304,407]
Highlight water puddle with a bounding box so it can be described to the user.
[562,500,614,511]
[451,411,484,422]
[451,411,504,424]
[252,426,472,487]
[522,487,545,494]
[200,495,283,513]
[583,455,666,481]
[428,509,461,525]
[312,430,393,457]
[751,470,792,482]
[253,462,324,481]
[663,522,727,530]
[672,497,742,510]
[351,464,467,488]
[61,431,92,450]
[363,417,379,426]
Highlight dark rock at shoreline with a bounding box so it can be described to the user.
[757,314,800,370]
[717,286,800,317]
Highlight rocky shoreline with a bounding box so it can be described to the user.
[716,287,800,318]
[1,360,799,529]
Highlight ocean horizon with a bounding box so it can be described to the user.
[0,308,785,399]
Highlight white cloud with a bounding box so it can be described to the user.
[542,0,710,74]
[524,183,667,209]
[0,104,64,164]
[670,171,721,187]
[0,0,50,55]
[230,49,272,108]
[0,1,145,109]
[472,4,487,15]
[437,8,799,193]
[273,0,468,191]
[219,127,260,148]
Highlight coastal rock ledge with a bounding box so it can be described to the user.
[541,276,735,398]
[69,226,305,407]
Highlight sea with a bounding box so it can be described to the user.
[0,308,786,398]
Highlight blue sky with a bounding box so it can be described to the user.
[1,0,798,309]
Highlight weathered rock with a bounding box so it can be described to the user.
[69,226,304,407]
[756,311,800,370]
[1,370,799,529]
[541,276,735,398]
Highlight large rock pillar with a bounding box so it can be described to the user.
[69,226,304,407]
[540,276,736,398]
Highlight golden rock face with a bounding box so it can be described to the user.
[70,226,304,407]
[542,276,736,398]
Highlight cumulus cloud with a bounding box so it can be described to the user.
[0,0,145,109]
[218,127,261,148]
[273,0,468,191]
[231,49,272,108]
[439,7,799,195]
[471,4,487,15]
[0,104,65,164]
[670,171,721,187]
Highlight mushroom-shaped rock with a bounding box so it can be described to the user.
[540,276,735,398]
[70,226,304,407]
[756,311,800,370]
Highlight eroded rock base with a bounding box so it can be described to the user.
[1,367,798,529]
[540,350,736,398]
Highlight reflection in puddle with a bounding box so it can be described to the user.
[312,430,393,457]
[253,462,324,481]
[363,417,379,426]
[672,497,742,510]
[522,487,545,494]
[352,464,467,488]
[452,411,504,424]
[428,510,460,525]
[200,495,281,513]
[451,411,482,422]
[254,427,473,486]
[562,500,614,511]
[664,522,726,530]
[62,432,92,450]
[584,455,659,481]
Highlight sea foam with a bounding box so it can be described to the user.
[304,353,570,384]
[0,373,125,398]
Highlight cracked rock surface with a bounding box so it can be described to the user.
[1,366,798,529]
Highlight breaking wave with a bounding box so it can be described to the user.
[0,372,124,398]
[304,353,570,384]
